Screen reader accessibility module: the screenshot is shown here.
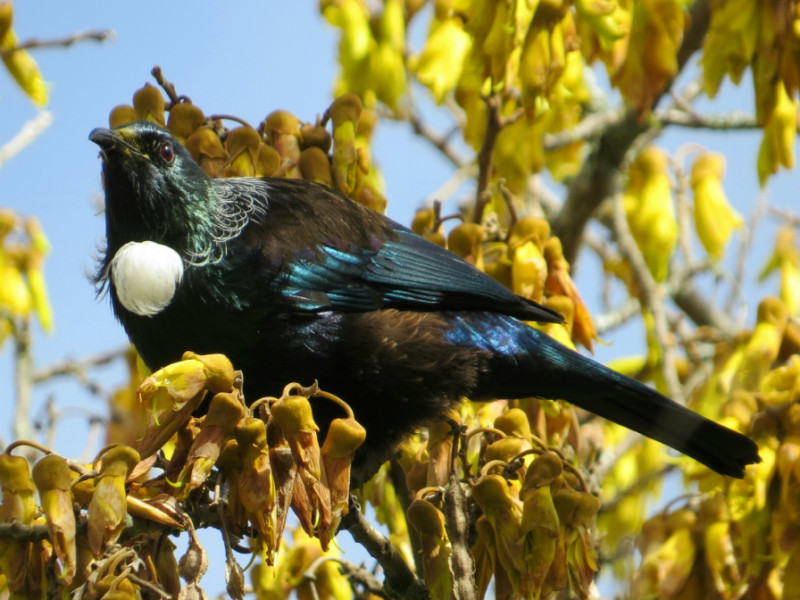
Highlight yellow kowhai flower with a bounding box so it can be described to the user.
[691,152,743,260]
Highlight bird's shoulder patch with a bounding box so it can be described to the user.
[111,241,184,317]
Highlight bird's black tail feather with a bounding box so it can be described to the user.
[457,314,761,477]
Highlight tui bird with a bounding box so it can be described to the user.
[89,121,760,482]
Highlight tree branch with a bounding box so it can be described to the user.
[406,110,469,169]
[443,472,478,600]
[341,496,428,600]
[611,192,684,403]
[551,111,647,264]
[672,281,736,336]
[472,98,525,224]
[13,318,32,443]
[31,346,129,384]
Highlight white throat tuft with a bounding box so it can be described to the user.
[111,241,184,317]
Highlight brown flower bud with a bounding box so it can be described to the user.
[132,83,165,126]
[167,102,205,142]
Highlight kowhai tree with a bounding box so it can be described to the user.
[0,0,799,598]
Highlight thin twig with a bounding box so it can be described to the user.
[588,432,643,487]
[0,29,114,57]
[497,180,519,235]
[423,164,476,207]
[305,555,390,599]
[767,205,800,228]
[127,574,173,600]
[594,297,641,335]
[208,114,255,131]
[0,111,53,168]
[601,464,678,513]
[726,192,767,318]
[670,147,697,266]
[32,346,129,384]
[382,85,469,168]
[611,192,684,403]
[655,108,759,130]
[473,96,522,224]
[150,65,185,106]
[526,173,562,218]
[405,108,469,168]
[542,109,626,151]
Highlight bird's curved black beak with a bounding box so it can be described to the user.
[89,127,144,159]
[89,127,117,151]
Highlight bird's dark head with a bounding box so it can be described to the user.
[90,121,212,255]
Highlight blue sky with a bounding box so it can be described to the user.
[0,1,797,594]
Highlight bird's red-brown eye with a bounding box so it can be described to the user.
[160,143,174,164]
